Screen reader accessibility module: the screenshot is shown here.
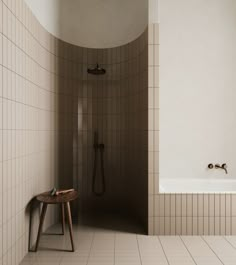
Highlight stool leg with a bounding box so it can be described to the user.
[65,202,75,251]
[35,203,48,252]
[61,203,65,235]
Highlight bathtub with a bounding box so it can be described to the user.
[159,178,236,193]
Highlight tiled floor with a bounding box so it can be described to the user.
[21,218,236,265]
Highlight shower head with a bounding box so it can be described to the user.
[87,64,106,75]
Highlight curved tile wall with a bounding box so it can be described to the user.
[0,0,149,263]
[0,0,82,263]
[73,33,148,225]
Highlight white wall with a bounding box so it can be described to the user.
[24,0,148,48]
[159,0,236,179]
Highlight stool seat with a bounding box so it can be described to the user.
[36,190,78,204]
[34,190,78,252]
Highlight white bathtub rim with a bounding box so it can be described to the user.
[159,178,236,194]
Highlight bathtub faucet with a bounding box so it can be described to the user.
[215,163,228,174]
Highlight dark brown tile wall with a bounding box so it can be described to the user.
[73,33,148,227]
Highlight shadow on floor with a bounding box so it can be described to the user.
[73,212,146,234]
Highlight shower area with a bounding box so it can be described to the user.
[56,33,149,232]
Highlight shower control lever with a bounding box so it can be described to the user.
[208,164,214,169]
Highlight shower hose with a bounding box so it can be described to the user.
[92,142,106,196]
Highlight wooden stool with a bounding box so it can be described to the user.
[35,190,78,252]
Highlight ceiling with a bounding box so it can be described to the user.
[25,0,148,48]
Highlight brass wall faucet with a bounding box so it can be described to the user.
[215,163,228,174]
[208,163,228,174]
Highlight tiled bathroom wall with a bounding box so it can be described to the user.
[0,0,149,263]
[148,23,236,236]
[150,193,236,235]
[148,23,160,234]
[0,0,86,263]
[73,32,148,226]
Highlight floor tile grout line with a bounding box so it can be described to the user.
[113,232,116,265]
[223,236,236,250]
[157,236,170,265]
[85,230,95,265]
[201,236,225,265]
[136,234,143,265]
[179,236,197,265]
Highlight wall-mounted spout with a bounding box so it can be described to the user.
[215,163,228,174]
[208,163,228,174]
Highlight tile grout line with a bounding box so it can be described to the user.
[0,105,2,262]
[136,234,143,265]
[85,230,95,265]
[201,236,225,265]
[113,232,116,265]
[223,236,236,250]
[157,236,170,265]
[179,236,197,265]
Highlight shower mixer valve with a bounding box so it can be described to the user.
[208,163,228,174]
